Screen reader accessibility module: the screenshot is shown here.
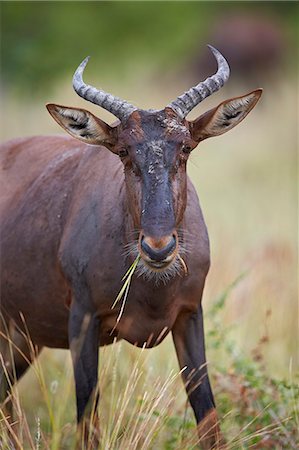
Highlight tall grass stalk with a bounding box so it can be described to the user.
[1,276,298,449]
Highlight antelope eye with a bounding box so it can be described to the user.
[182,144,192,154]
[119,148,128,158]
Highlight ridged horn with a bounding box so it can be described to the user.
[73,56,137,122]
[168,45,230,118]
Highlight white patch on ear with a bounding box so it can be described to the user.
[47,104,113,145]
[206,92,260,136]
[59,108,89,134]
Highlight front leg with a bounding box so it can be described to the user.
[69,299,100,444]
[172,306,225,450]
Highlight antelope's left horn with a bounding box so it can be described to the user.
[168,45,230,118]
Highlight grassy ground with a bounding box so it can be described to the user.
[1,291,298,449]
[0,72,297,448]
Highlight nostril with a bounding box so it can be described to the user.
[141,235,177,262]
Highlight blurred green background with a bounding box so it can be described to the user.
[0,2,298,444]
[1,2,298,94]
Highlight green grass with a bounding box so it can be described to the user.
[0,281,298,449]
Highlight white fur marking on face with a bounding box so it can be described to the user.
[146,141,165,179]
[149,140,164,157]
[162,118,188,135]
[148,163,155,174]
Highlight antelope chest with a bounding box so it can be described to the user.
[99,295,182,348]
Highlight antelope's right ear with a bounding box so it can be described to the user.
[46,104,118,151]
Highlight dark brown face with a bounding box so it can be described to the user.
[115,108,197,279]
[48,84,262,283]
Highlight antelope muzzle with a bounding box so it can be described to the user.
[139,232,178,270]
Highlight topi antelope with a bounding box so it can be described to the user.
[0,46,262,449]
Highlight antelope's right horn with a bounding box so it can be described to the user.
[73,57,137,122]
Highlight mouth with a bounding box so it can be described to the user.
[124,234,187,284]
[137,253,187,285]
[142,255,175,271]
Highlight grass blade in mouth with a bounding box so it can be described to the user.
[110,255,140,332]
[177,254,188,277]
[110,255,140,334]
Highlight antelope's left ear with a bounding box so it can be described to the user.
[189,89,262,142]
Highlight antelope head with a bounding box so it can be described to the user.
[47,46,262,283]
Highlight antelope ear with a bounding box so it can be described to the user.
[189,89,262,142]
[46,104,118,150]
